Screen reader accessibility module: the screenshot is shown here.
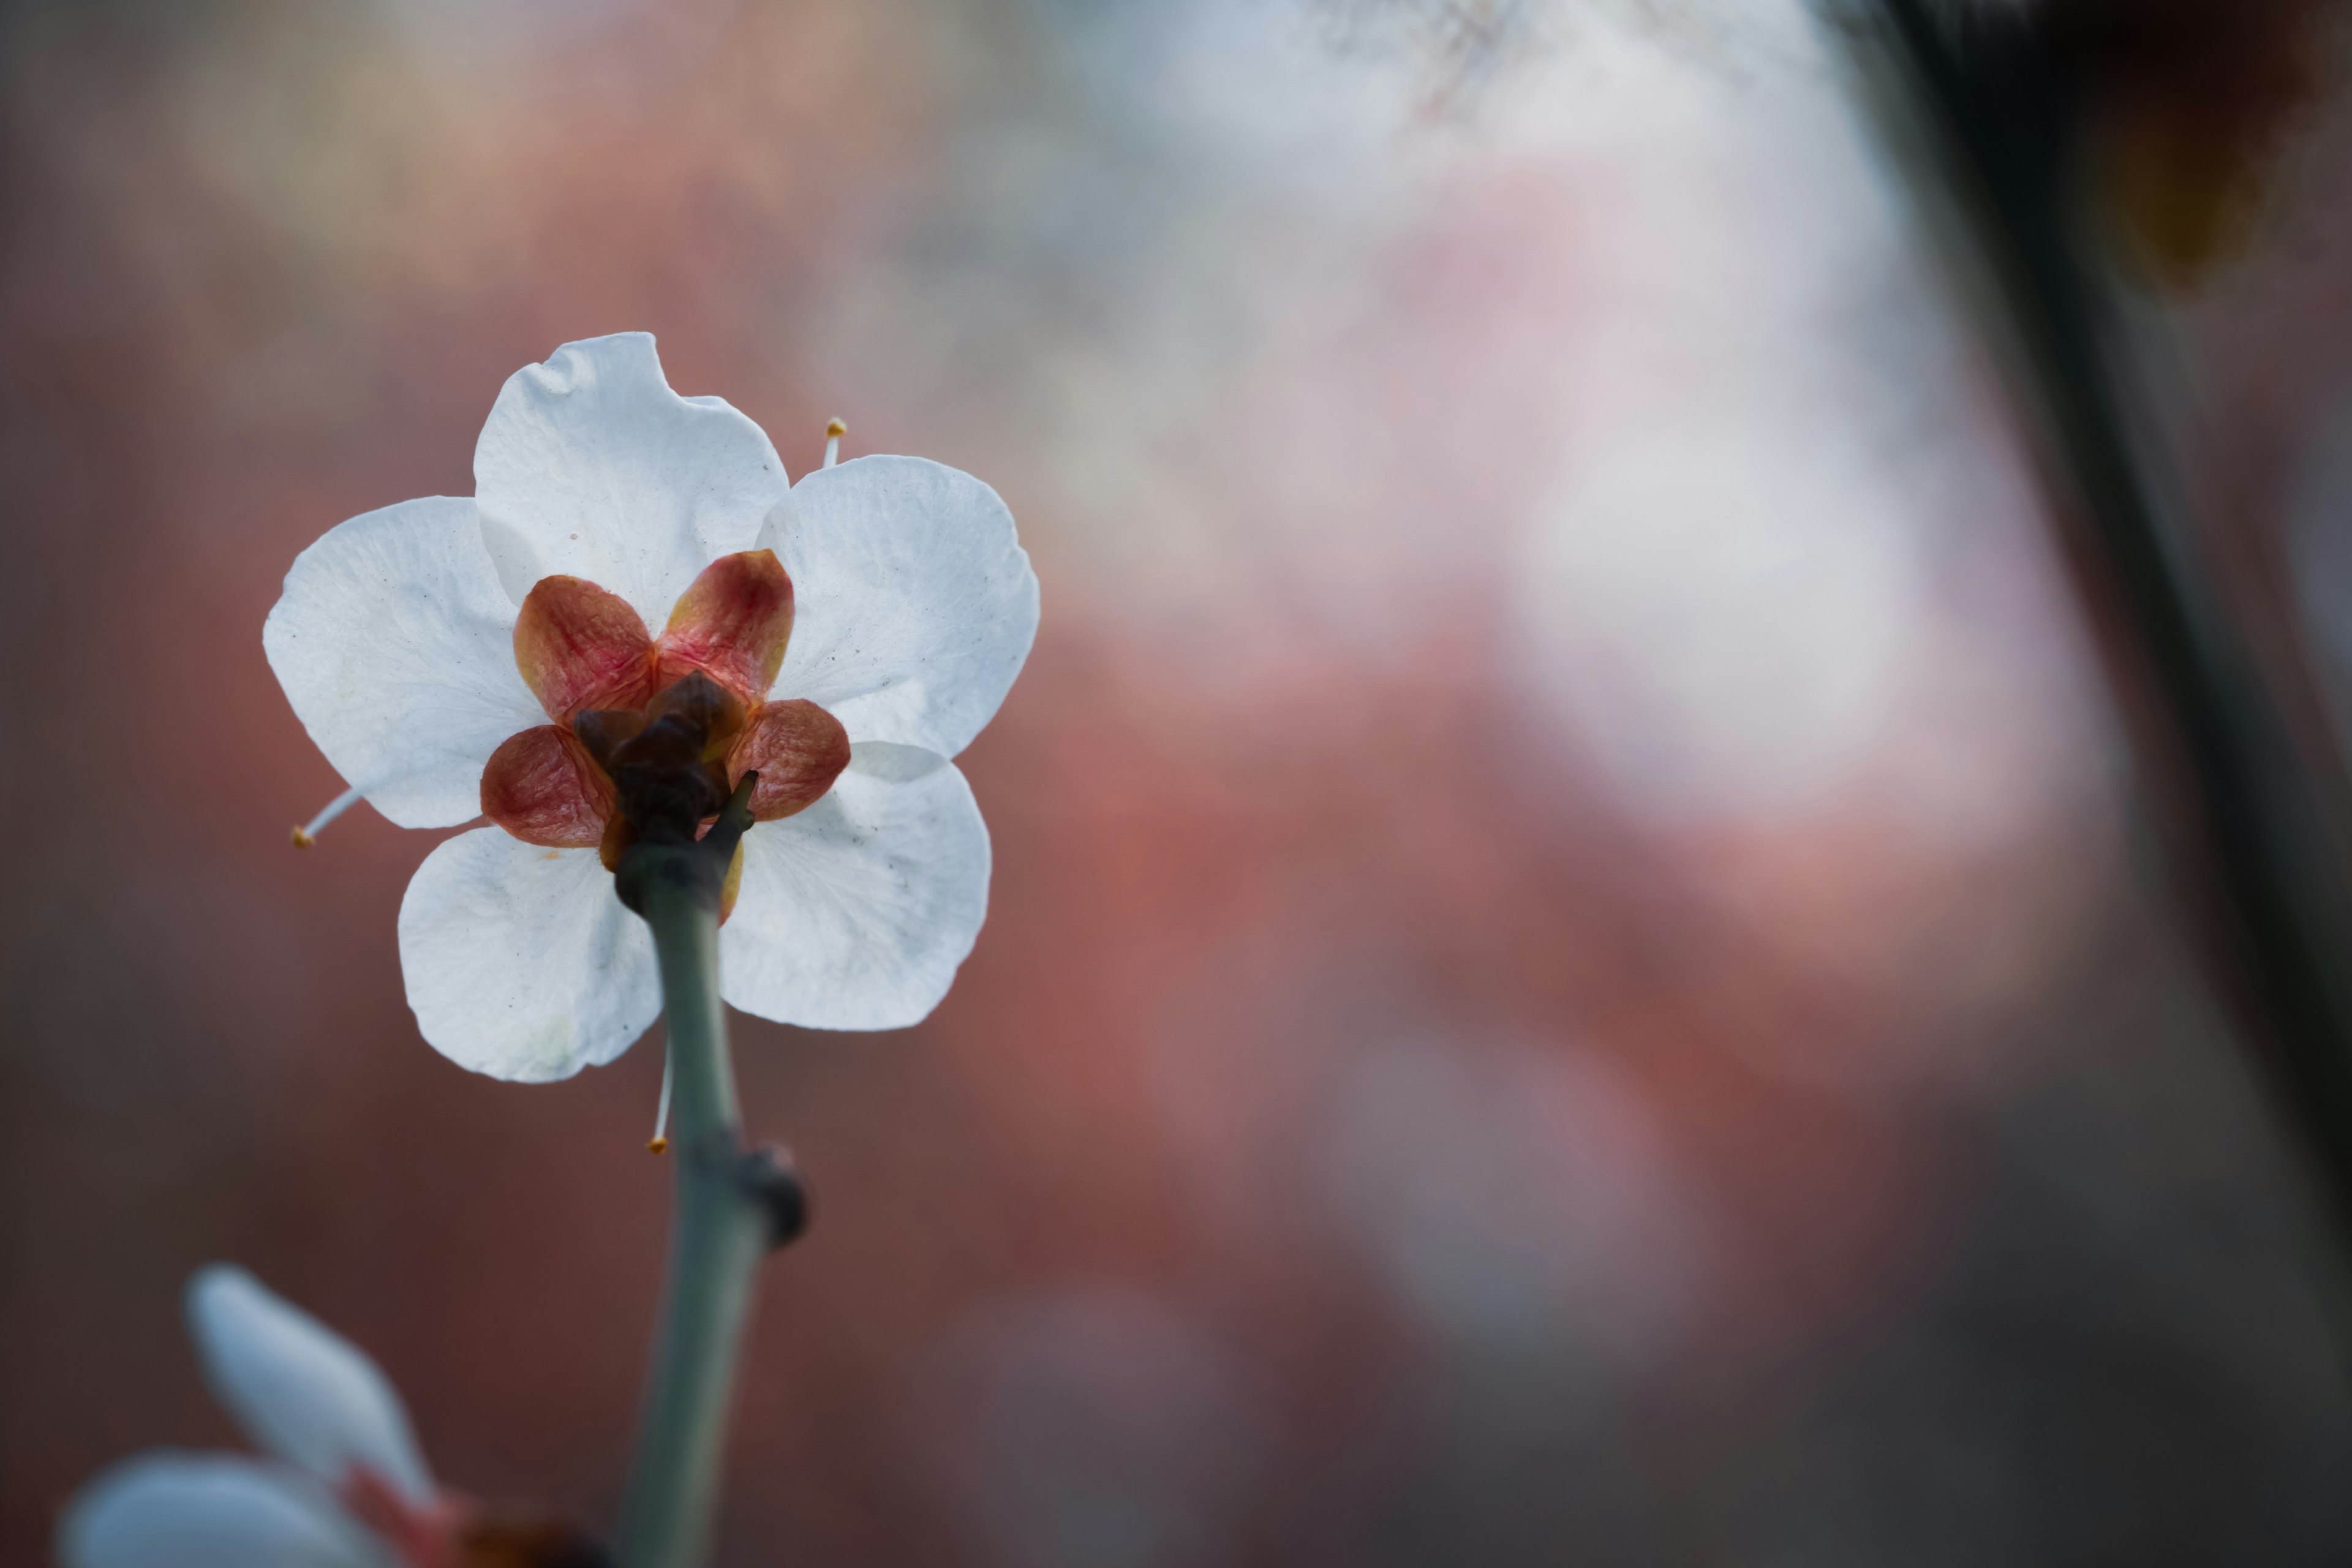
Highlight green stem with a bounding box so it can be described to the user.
[613,782,797,1568]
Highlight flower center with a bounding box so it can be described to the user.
[576,668,745,849]
[477,556,852,872]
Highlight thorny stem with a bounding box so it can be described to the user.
[614,775,809,1568]
[1821,2,2352,1249]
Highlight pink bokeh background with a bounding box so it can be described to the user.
[9,1,2352,1562]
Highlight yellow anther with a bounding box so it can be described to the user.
[824,417,847,437]
[291,826,317,849]
[648,1048,674,1155]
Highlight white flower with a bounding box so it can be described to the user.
[58,1266,510,1568]
[264,334,1039,1082]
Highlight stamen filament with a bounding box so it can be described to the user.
[647,1046,674,1155]
[291,784,364,848]
[823,417,845,470]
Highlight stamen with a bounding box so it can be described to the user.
[823,417,846,470]
[290,784,364,848]
[647,1046,674,1155]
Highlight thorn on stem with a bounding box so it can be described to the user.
[736,1143,810,1251]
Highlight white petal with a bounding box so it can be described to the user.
[59,1453,390,1568]
[769,456,1039,759]
[185,1266,433,1506]
[720,747,991,1030]
[263,497,540,829]
[398,829,659,1082]
[474,333,790,624]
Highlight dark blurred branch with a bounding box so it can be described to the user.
[613,775,806,1568]
[1818,0,2352,1246]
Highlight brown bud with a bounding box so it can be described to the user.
[737,1142,811,1250]
[460,1509,614,1568]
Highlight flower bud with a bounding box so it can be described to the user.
[461,1508,616,1568]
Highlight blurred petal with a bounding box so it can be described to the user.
[475,333,789,625]
[769,456,1039,758]
[398,829,658,1081]
[59,1453,387,1568]
[263,496,540,829]
[657,549,795,706]
[186,1265,434,1507]
[720,746,990,1030]
[727,699,850,821]
[481,726,613,848]
[513,575,655,722]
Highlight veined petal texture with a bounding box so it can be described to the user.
[186,1267,434,1507]
[58,1454,390,1568]
[263,497,540,829]
[769,456,1039,759]
[475,333,788,627]
[719,744,991,1030]
[398,831,660,1082]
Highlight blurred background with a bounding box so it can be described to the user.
[9,0,2352,1561]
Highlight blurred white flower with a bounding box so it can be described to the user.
[265,333,1039,1082]
[59,1267,496,1568]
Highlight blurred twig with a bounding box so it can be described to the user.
[1817,0,2352,1250]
